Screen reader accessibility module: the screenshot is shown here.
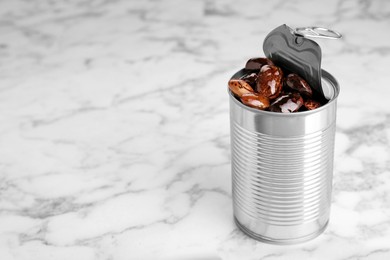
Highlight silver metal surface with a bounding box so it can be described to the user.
[263,24,326,99]
[229,70,339,244]
[294,27,342,39]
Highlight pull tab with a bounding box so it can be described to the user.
[294,27,342,40]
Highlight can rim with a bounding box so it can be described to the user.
[228,69,339,117]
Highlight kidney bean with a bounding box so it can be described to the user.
[228,79,254,97]
[256,65,283,100]
[245,57,274,70]
[269,92,303,113]
[304,99,321,110]
[241,93,270,110]
[285,73,313,98]
[240,72,258,88]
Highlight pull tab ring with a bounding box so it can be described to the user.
[294,27,342,39]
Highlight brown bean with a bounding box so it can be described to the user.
[240,72,258,88]
[245,57,274,70]
[269,92,303,113]
[285,73,313,98]
[228,79,254,97]
[256,65,283,100]
[304,99,321,110]
[241,93,270,110]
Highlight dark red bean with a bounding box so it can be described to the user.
[256,65,283,100]
[285,73,313,98]
[245,57,274,70]
[228,79,254,97]
[240,72,258,88]
[241,93,270,110]
[269,92,304,113]
[304,99,321,110]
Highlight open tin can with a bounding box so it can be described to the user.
[229,25,341,244]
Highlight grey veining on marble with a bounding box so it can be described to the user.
[0,0,390,259]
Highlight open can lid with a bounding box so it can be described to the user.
[263,24,324,98]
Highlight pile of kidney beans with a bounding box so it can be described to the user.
[228,57,325,112]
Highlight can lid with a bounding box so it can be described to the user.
[263,24,325,98]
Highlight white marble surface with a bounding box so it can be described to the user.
[0,0,390,259]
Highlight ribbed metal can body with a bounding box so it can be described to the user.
[229,69,339,244]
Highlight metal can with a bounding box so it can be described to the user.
[229,25,341,244]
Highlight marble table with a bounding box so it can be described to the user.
[1,0,390,259]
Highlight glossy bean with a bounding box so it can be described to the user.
[285,73,313,98]
[240,72,258,88]
[245,57,274,70]
[304,99,321,110]
[269,92,303,113]
[228,79,254,97]
[256,65,283,100]
[241,93,270,110]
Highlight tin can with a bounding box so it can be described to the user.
[229,69,339,244]
[228,24,342,244]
